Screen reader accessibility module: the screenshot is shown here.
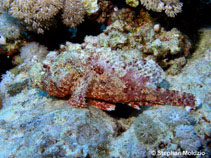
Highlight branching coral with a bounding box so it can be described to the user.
[126,0,183,17]
[6,0,64,34]
[0,0,87,33]
[0,0,184,34]
[62,0,85,28]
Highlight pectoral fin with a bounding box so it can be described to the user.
[68,73,93,108]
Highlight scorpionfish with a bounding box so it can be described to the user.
[29,42,199,111]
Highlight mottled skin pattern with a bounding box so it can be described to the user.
[30,44,198,111]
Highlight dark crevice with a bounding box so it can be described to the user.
[29,18,103,51]
[0,54,14,81]
[105,103,149,119]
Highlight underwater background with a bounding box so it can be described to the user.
[0,0,210,157]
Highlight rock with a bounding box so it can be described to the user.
[0,26,210,158]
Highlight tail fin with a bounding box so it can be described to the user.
[155,88,199,107]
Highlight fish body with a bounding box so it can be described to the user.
[30,43,198,110]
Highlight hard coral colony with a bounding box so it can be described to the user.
[0,0,87,34]
[29,43,199,111]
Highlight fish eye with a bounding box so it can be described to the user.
[43,64,48,68]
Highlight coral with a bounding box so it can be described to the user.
[0,68,30,102]
[62,0,85,28]
[29,41,198,111]
[150,28,184,56]
[0,0,10,11]
[166,57,187,75]
[0,39,25,56]
[126,0,139,7]
[7,78,29,96]
[99,8,192,74]
[7,0,64,34]
[124,0,185,17]
[138,0,183,17]
[0,34,6,44]
[0,83,115,157]
[20,42,48,64]
[0,0,90,33]
[98,29,128,48]
[0,13,21,39]
[0,24,210,158]
[0,13,25,58]
[174,125,202,151]
[88,8,191,74]
[144,106,196,127]
[165,28,211,154]
[0,71,15,96]
[81,0,99,14]
[133,114,161,144]
[12,55,24,65]
[130,106,202,155]
[82,0,114,25]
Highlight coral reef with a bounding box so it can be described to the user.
[0,71,15,96]
[0,90,115,157]
[0,13,25,57]
[88,0,114,24]
[0,48,210,156]
[88,8,192,74]
[81,0,98,14]
[109,106,205,157]
[0,0,97,33]
[1,0,64,34]
[0,39,25,56]
[62,0,85,28]
[126,0,183,17]
[0,13,21,39]
[20,42,48,64]
[174,125,201,151]
[126,0,139,8]
[0,12,26,60]
[145,106,196,127]
[133,114,162,144]
[0,69,30,99]
[0,0,210,157]
[165,28,211,157]
[0,0,185,34]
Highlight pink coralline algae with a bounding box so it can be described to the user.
[29,42,199,111]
